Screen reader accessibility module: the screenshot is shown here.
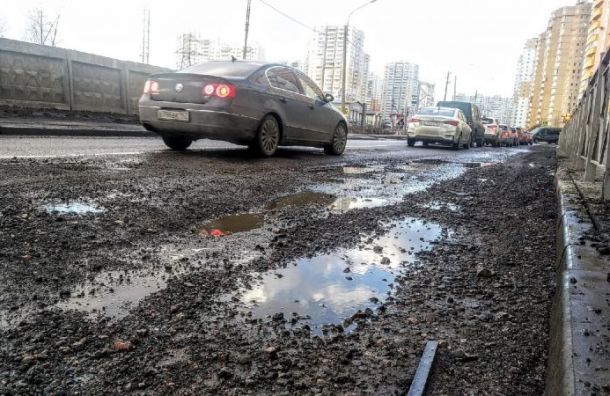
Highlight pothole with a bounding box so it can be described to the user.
[43,202,104,215]
[234,217,451,336]
[56,268,177,319]
[199,213,265,236]
[267,192,335,210]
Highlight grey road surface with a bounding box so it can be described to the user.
[0,135,526,160]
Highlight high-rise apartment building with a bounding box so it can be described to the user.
[365,73,384,112]
[510,38,539,127]
[304,26,368,103]
[175,34,264,69]
[580,0,610,94]
[455,93,513,124]
[528,2,592,127]
[381,61,419,120]
[417,81,435,110]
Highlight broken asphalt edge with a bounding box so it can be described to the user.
[0,120,407,140]
[546,164,610,395]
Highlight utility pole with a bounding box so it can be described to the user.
[341,23,349,114]
[243,0,252,60]
[453,75,457,100]
[341,0,378,114]
[141,8,150,64]
[443,71,451,101]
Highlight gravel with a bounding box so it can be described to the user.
[0,145,557,394]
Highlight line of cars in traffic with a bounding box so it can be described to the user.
[406,100,561,149]
[137,59,562,156]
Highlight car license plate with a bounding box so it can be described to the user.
[423,121,439,126]
[158,109,189,122]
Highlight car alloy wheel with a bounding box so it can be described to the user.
[325,123,347,155]
[255,115,280,156]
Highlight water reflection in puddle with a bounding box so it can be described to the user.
[44,202,104,215]
[238,217,447,335]
[329,197,389,212]
[312,163,467,212]
[342,166,380,175]
[199,213,265,236]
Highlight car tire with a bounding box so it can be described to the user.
[463,136,470,150]
[407,139,416,147]
[162,135,193,151]
[252,115,281,157]
[423,141,429,147]
[452,135,461,150]
[324,122,347,156]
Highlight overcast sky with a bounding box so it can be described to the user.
[2,0,575,97]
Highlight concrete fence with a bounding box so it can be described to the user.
[559,50,610,200]
[0,38,171,115]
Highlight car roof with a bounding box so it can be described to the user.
[421,106,457,112]
[178,61,294,79]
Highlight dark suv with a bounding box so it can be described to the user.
[436,101,485,147]
[531,127,561,144]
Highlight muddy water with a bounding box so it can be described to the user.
[56,268,173,319]
[238,217,448,335]
[199,213,265,235]
[267,192,335,210]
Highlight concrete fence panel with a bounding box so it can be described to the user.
[0,38,171,115]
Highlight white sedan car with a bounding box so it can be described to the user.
[406,107,473,149]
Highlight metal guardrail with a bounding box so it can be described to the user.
[559,50,610,200]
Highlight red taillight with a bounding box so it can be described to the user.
[202,83,236,99]
[490,125,497,131]
[143,80,159,95]
[408,117,420,123]
[444,120,459,126]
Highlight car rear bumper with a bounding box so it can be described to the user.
[139,101,259,144]
[484,134,498,143]
[407,134,457,145]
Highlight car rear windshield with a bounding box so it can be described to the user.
[418,108,455,117]
[436,101,472,117]
[500,125,509,131]
[481,118,495,124]
[179,62,262,78]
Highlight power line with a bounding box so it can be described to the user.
[256,0,357,46]
[257,0,317,33]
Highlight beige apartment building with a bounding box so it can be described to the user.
[528,1,592,128]
[580,0,610,94]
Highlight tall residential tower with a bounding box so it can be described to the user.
[511,38,539,127]
[528,2,592,127]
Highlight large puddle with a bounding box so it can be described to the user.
[237,217,448,335]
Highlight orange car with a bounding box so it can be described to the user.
[499,125,517,146]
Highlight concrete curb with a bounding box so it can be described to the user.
[546,167,610,395]
[0,121,154,137]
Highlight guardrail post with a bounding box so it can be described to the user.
[584,70,604,181]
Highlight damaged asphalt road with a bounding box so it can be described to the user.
[0,141,557,394]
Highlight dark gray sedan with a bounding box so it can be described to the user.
[138,61,348,156]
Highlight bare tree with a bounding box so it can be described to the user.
[24,8,60,46]
[0,18,7,37]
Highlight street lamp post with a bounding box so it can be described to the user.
[341,0,377,114]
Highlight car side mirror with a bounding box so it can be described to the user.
[324,93,334,103]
